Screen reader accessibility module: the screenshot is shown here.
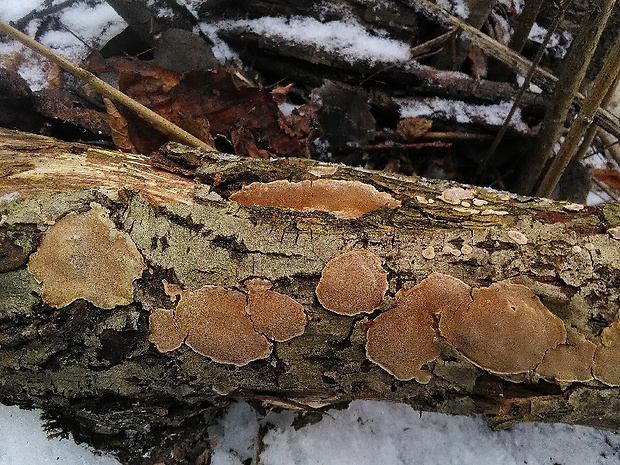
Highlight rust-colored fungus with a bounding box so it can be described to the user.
[245,278,307,342]
[149,308,186,352]
[439,281,567,374]
[229,179,401,219]
[176,285,272,366]
[27,203,145,309]
[593,319,620,386]
[366,273,471,382]
[316,249,388,316]
[535,340,596,383]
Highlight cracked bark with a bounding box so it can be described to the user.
[1,128,620,464]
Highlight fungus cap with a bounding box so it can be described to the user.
[439,281,567,374]
[535,340,595,383]
[149,308,187,352]
[246,278,307,342]
[176,285,272,366]
[593,320,620,386]
[316,249,388,316]
[27,204,145,309]
[230,179,401,219]
[366,273,471,382]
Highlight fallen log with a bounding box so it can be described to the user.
[1,128,620,464]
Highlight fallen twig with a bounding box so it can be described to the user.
[0,20,215,151]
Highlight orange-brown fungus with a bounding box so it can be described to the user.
[175,285,272,366]
[246,278,307,342]
[593,319,620,386]
[366,273,470,382]
[149,308,186,352]
[439,281,566,374]
[229,179,401,219]
[316,249,388,316]
[27,203,145,309]
[535,340,595,383]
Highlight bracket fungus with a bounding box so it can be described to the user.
[27,203,145,309]
[229,179,401,219]
[316,249,388,316]
[439,281,567,375]
[438,187,475,205]
[149,285,273,366]
[535,340,596,384]
[150,279,308,366]
[245,278,307,342]
[593,319,620,386]
[366,273,471,383]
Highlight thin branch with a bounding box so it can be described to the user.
[536,32,620,197]
[475,1,569,184]
[509,0,545,53]
[0,20,215,151]
[399,0,620,140]
[574,72,620,162]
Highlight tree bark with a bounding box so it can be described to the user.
[2,128,620,464]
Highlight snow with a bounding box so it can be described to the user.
[435,0,469,20]
[0,1,126,90]
[528,23,573,59]
[0,404,119,465]
[4,397,620,464]
[207,400,620,465]
[216,16,411,65]
[0,0,41,22]
[398,97,529,132]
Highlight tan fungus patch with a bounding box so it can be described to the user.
[316,249,388,316]
[366,273,471,383]
[230,179,401,219]
[27,203,145,309]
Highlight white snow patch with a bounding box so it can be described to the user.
[59,2,126,46]
[0,0,41,22]
[397,97,529,132]
[196,22,240,65]
[528,23,573,59]
[436,0,469,19]
[207,400,620,465]
[278,102,299,116]
[215,16,411,65]
[0,404,120,465]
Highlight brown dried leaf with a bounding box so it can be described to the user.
[104,97,136,153]
[272,83,293,104]
[100,59,309,157]
[592,168,620,192]
[396,118,433,141]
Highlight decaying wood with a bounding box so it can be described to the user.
[2,128,620,464]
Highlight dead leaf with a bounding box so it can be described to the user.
[272,83,293,104]
[104,97,136,153]
[96,59,310,157]
[396,118,433,141]
[592,168,620,192]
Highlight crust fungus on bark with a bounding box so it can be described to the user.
[593,320,620,386]
[229,179,401,219]
[149,278,307,365]
[439,281,567,375]
[245,278,307,342]
[150,284,274,366]
[365,273,470,383]
[316,249,388,316]
[27,203,145,309]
